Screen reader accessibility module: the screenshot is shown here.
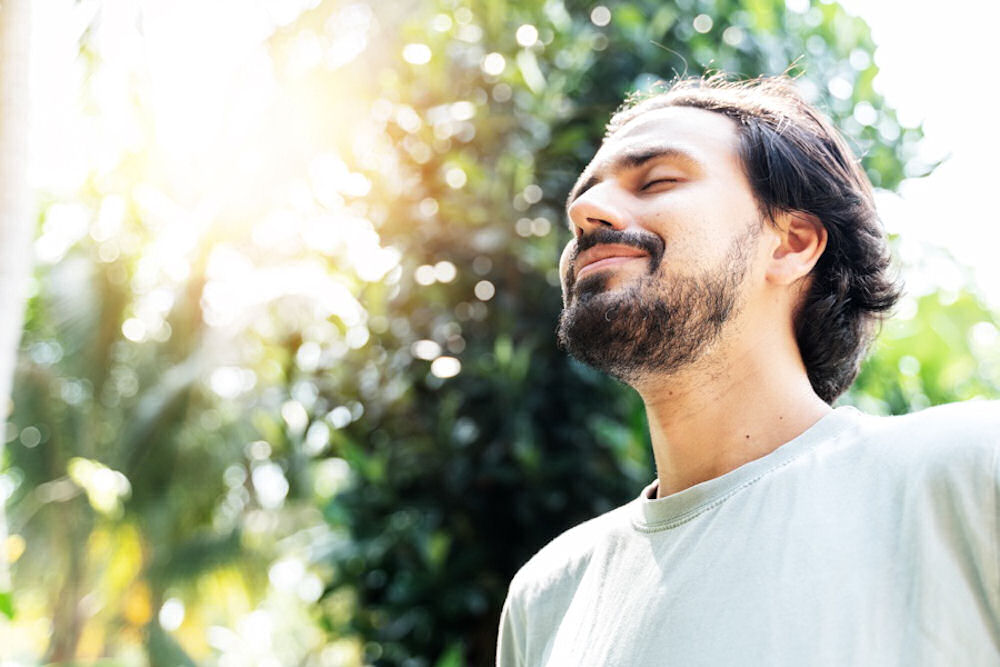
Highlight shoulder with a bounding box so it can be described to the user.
[506,500,634,606]
[853,399,999,449]
[847,399,1000,481]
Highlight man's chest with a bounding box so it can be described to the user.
[529,508,998,666]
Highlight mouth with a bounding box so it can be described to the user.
[574,244,650,280]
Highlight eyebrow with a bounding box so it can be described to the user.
[565,146,703,209]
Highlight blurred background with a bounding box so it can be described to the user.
[1,0,998,665]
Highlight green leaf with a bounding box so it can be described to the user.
[434,642,465,667]
[0,591,14,619]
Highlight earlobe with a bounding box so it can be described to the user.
[765,211,827,286]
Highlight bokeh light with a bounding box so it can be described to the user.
[590,5,611,27]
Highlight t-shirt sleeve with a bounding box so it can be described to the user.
[496,584,526,667]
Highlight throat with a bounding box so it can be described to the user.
[641,370,831,497]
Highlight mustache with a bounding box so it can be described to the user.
[564,229,666,298]
[571,228,666,270]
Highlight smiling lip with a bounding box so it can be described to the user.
[575,244,649,278]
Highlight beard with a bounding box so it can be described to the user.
[556,223,760,384]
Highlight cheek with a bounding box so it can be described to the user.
[649,194,754,265]
[559,241,576,293]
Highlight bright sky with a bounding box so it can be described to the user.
[841,0,1000,308]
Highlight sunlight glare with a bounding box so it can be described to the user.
[516,24,539,47]
[481,52,506,76]
[402,43,433,65]
[430,356,461,378]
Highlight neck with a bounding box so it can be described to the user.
[633,336,831,498]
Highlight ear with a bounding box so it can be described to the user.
[765,211,828,286]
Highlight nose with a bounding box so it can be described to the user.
[566,182,629,237]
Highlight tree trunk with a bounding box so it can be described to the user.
[0,0,34,592]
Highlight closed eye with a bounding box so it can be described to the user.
[641,178,679,190]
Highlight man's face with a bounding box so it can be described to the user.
[556,105,766,383]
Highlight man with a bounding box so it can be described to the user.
[496,75,1000,666]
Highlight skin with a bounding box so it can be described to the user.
[560,106,832,497]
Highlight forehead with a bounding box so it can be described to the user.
[581,105,742,182]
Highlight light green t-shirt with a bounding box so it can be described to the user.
[497,402,1000,666]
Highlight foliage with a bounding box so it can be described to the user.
[851,278,1000,415]
[7,202,271,661]
[2,0,996,666]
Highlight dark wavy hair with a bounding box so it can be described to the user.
[605,75,901,404]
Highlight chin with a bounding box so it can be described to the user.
[557,267,739,384]
[567,271,619,305]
